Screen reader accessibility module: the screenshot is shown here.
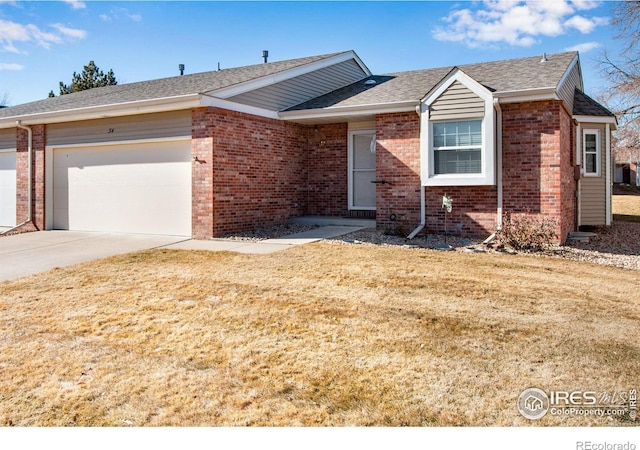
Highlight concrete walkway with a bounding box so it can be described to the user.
[0,226,363,282]
[163,225,364,254]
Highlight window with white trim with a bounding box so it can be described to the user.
[583,129,600,177]
[432,120,482,175]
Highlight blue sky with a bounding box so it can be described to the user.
[0,0,621,106]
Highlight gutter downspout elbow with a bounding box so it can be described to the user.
[2,121,33,234]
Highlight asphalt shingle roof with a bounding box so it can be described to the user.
[573,88,615,117]
[287,51,579,111]
[1,50,600,120]
[0,52,345,119]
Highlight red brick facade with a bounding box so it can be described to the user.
[15,125,45,231]
[375,112,421,235]
[11,100,582,242]
[502,100,575,242]
[307,123,348,217]
[192,107,309,238]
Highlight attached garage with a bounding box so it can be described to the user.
[51,139,192,236]
[0,149,17,227]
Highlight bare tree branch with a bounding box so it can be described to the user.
[0,92,10,107]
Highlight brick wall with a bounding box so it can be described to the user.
[307,123,348,216]
[15,125,45,231]
[191,108,215,239]
[375,112,421,235]
[502,100,574,242]
[424,187,498,238]
[193,107,309,237]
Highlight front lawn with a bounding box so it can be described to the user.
[1,244,638,426]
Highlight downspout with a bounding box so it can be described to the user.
[483,98,503,244]
[408,105,425,239]
[1,121,33,234]
[605,123,612,225]
[407,186,425,239]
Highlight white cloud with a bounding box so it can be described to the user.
[62,0,86,10]
[51,23,88,39]
[564,41,601,53]
[99,8,142,23]
[0,19,86,52]
[433,0,608,48]
[0,62,24,70]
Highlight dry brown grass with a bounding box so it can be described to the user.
[613,186,640,221]
[1,244,639,426]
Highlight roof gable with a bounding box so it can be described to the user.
[0,51,367,125]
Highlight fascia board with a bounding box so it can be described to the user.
[493,88,558,103]
[574,115,618,129]
[278,101,417,121]
[0,94,202,128]
[200,95,280,119]
[210,51,370,99]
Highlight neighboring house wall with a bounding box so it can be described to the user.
[580,123,607,226]
[375,112,421,234]
[501,100,573,242]
[307,123,348,217]
[194,107,309,238]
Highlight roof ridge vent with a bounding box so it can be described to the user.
[541,53,548,63]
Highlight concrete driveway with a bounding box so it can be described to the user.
[0,231,188,282]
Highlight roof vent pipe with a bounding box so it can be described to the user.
[262,50,269,63]
[541,53,548,63]
[178,64,185,75]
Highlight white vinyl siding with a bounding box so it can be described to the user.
[0,150,16,227]
[580,125,607,225]
[0,128,16,150]
[429,81,485,121]
[47,110,191,147]
[433,120,482,175]
[229,59,367,111]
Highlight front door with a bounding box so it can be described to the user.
[348,130,376,211]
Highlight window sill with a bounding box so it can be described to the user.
[423,174,495,187]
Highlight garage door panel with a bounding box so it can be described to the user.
[0,151,17,227]
[53,141,191,236]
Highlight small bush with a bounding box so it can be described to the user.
[496,213,558,252]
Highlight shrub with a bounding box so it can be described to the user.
[496,213,558,252]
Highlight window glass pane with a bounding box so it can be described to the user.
[585,153,597,174]
[432,120,482,175]
[434,149,481,174]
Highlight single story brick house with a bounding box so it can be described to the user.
[0,50,616,242]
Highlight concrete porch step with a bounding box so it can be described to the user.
[566,231,597,243]
[289,215,376,228]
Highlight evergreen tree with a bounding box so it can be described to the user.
[53,61,117,96]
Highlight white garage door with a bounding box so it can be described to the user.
[53,140,191,236]
[0,150,16,227]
